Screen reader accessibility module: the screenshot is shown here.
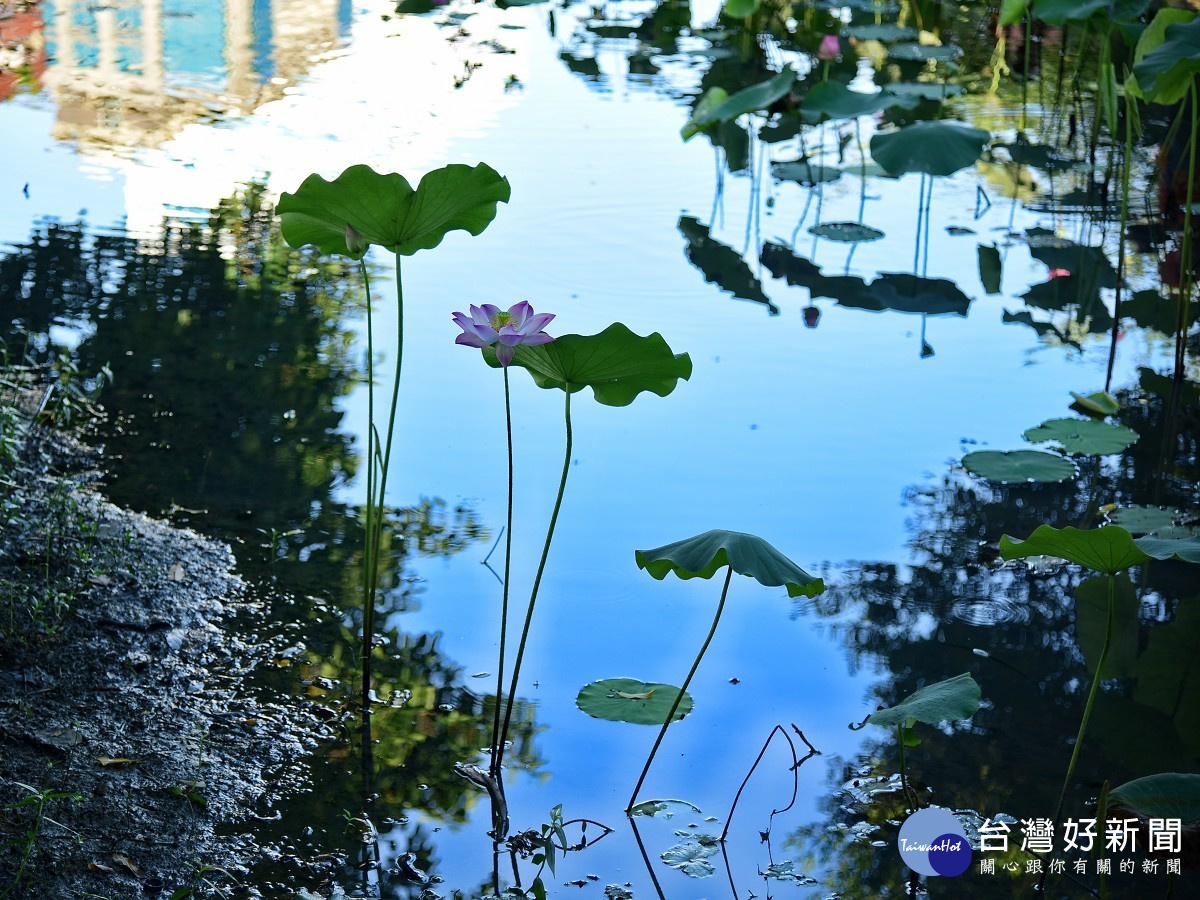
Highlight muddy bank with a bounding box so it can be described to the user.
[0,409,320,898]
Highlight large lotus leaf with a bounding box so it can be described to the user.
[1075,574,1139,678]
[1108,773,1200,824]
[1139,368,1200,405]
[962,450,1077,483]
[661,840,717,877]
[576,678,694,724]
[701,69,796,128]
[999,524,1150,574]
[871,122,989,177]
[887,42,962,62]
[1105,506,1180,535]
[1134,16,1200,104]
[277,163,510,258]
[681,87,730,140]
[1034,0,1148,24]
[999,0,1029,25]
[635,530,825,599]
[808,222,885,243]
[723,0,761,16]
[799,81,909,122]
[1022,417,1139,455]
[869,273,971,316]
[486,323,691,406]
[1127,9,1197,103]
[680,217,777,312]
[866,673,981,729]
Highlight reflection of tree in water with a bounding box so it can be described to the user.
[788,375,1199,897]
[0,187,546,897]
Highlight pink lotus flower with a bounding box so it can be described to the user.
[453,301,555,367]
[818,35,840,61]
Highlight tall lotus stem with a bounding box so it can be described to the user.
[496,387,573,772]
[490,368,515,776]
[627,567,734,813]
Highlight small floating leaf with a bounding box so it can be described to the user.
[1105,506,1179,535]
[865,673,981,729]
[629,798,702,818]
[576,678,693,724]
[887,42,963,61]
[487,323,692,406]
[771,160,843,184]
[661,840,717,878]
[883,82,965,100]
[808,222,885,243]
[1070,390,1120,417]
[843,23,918,40]
[1022,417,1139,455]
[635,530,825,598]
[962,449,1077,483]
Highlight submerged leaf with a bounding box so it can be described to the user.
[635,529,825,598]
[661,840,717,877]
[866,673,982,729]
[577,678,693,724]
[486,323,692,406]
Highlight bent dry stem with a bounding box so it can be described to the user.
[627,566,734,813]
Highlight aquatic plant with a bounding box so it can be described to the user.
[277,162,511,715]
[625,529,825,811]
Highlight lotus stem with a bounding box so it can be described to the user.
[496,386,574,774]
[358,258,377,718]
[1106,90,1134,394]
[490,368,515,777]
[626,566,734,813]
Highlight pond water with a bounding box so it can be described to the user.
[2,0,1199,897]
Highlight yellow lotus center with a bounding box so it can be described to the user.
[490,311,514,329]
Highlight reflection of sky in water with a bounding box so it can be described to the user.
[0,0,1188,892]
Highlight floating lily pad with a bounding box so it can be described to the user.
[962,449,1077,483]
[843,23,918,41]
[486,323,692,406]
[277,163,510,258]
[1071,390,1120,417]
[887,42,963,61]
[866,673,981,729]
[1022,417,1139,455]
[871,121,989,177]
[883,82,966,99]
[1105,506,1180,535]
[629,798,702,818]
[635,529,825,598]
[577,678,694,725]
[808,222,885,243]
[661,840,717,878]
[771,160,843,184]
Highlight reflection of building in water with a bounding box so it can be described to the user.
[0,1,48,101]
[42,0,350,149]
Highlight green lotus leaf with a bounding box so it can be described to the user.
[799,81,910,122]
[882,82,965,100]
[1070,390,1120,418]
[771,160,843,184]
[808,222,885,243]
[1076,574,1139,678]
[576,678,694,725]
[1133,534,1200,564]
[871,121,989,177]
[1108,773,1200,824]
[1132,15,1200,105]
[843,23,919,40]
[635,530,825,599]
[723,0,761,17]
[681,87,730,140]
[866,673,981,729]
[277,163,510,258]
[1127,9,1197,103]
[999,0,1029,25]
[815,0,898,11]
[962,449,1076,483]
[1105,506,1180,535]
[1022,417,1139,455]
[485,323,692,406]
[887,42,963,62]
[705,68,796,123]
[999,524,1150,574]
[1034,0,1148,25]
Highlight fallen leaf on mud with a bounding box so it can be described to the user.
[97,756,136,766]
[167,562,186,581]
[112,852,141,876]
[33,726,83,751]
[88,574,113,586]
[615,689,655,700]
[88,861,115,874]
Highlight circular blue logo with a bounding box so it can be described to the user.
[897,808,971,877]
